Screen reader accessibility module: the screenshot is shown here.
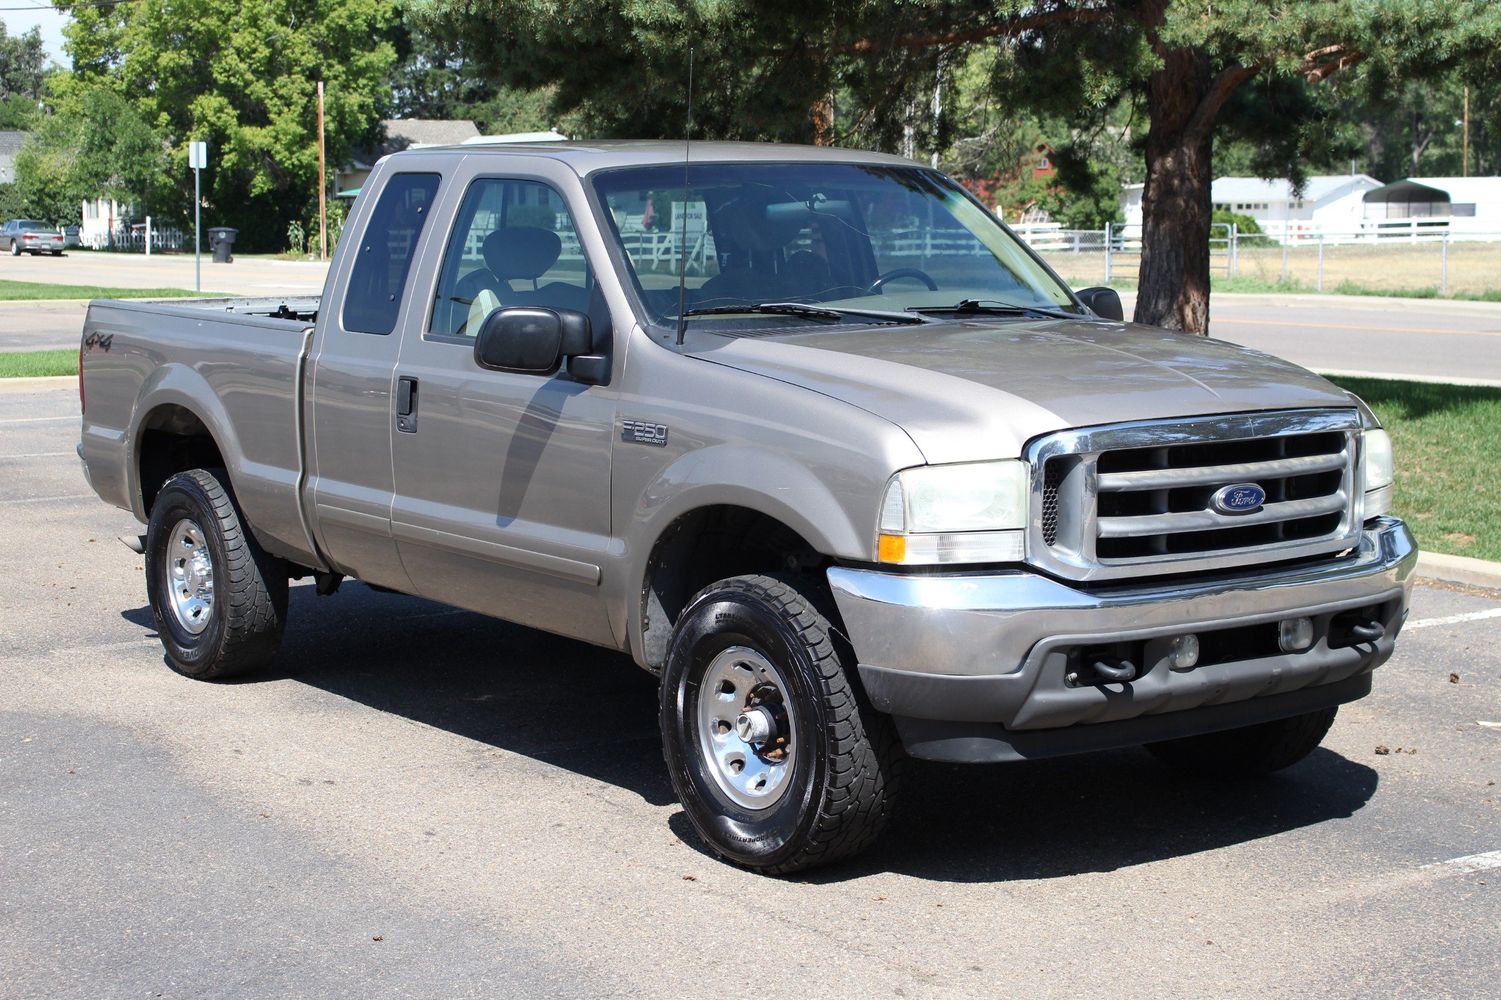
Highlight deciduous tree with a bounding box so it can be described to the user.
[58,0,395,249]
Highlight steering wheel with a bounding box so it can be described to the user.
[864,267,939,295]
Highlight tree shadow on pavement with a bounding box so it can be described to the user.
[122,581,1380,881]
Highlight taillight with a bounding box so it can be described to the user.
[78,341,85,415]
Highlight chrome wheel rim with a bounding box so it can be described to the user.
[695,645,797,811]
[165,519,215,635]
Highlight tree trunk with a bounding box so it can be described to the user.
[1135,47,1215,335]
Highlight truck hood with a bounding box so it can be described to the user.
[688,317,1356,464]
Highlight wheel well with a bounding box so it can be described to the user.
[138,405,226,515]
[640,506,828,672]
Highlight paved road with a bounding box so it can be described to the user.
[5,254,1500,387]
[2,380,1498,998]
[0,252,327,352]
[1208,294,1501,385]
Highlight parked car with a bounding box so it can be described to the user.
[77,141,1416,874]
[2,219,65,256]
[63,225,81,249]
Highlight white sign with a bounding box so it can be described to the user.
[188,141,207,170]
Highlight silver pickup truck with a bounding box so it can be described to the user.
[79,141,1416,873]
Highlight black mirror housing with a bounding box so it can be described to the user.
[473,307,592,375]
[1074,286,1124,321]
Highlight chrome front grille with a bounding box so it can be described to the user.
[1026,409,1364,582]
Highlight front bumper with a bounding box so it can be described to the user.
[827,517,1417,762]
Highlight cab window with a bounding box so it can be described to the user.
[342,173,440,335]
[429,178,591,339]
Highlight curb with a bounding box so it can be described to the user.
[1416,551,1501,591]
[0,375,76,392]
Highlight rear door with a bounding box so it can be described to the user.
[388,163,618,645]
[306,168,443,590]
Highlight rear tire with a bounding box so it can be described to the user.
[660,574,901,874]
[144,468,288,679]
[1145,707,1338,777]
[8,240,17,256]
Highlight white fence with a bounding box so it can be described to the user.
[86,225,188,252]
[1015,222,1501,296]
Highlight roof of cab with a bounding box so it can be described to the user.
[385,139,922,174]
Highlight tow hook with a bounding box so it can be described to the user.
[1066,657,1138,687]
[1337,615,1385,643]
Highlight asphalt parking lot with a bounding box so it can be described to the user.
[2,378,1498,998]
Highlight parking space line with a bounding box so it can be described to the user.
[1406,609,1501,631]
[0,415,74,424]
[1425,850,1501,874]
[0,451,76,459]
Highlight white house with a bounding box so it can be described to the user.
[80,197,132,247]
[1121,174,1383,240]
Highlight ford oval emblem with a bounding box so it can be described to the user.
[1211,483,1266,515]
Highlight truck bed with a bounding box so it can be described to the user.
[79,296,323,568]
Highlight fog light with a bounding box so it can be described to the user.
[1279,617,1315,652]
[1168,634,1200,670]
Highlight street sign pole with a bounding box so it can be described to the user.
[189,141,207,292]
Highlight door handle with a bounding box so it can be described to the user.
[396,376,418,433]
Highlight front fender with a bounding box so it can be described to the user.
[614,443,881,665]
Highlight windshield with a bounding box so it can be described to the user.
[592,162,1081,332]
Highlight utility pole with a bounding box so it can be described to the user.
[317,81,328,260]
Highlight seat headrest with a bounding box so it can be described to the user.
[482,227,562,280]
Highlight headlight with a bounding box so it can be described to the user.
[877,461,1028,565]
[1361,429,1393,518]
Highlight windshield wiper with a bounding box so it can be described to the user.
[907,299,1083,321]
[679,302,925,325]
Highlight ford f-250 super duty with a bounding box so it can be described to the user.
[78,141,1416,873]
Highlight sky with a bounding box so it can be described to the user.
[1,7,70,66]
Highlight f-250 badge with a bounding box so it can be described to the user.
[621,419,669,447]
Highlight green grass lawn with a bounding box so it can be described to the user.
[0,349,77,377]
[0,280,228,301]
[1330,377,1501,562]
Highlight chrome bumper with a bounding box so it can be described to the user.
[827,517,1417,762]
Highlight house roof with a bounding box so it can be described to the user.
[382,118,480,148]
[344,119,480,170]
[0,130,30,159]
[1211,174,1382,204]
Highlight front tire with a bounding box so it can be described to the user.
[660,574,901,874]
[144,468,288,679]
[1145,707,1338,776]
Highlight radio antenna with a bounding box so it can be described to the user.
[674,47,694,346]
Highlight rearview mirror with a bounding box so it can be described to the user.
[1074,286,1124,321]
[473,307,592,375]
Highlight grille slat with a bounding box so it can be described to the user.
[1096,492,1347,538]
[1096,451,1347,491]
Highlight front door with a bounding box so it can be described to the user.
[389,175,617,645]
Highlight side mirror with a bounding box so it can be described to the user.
[473,306,592,375]
[1074,286,1124,321]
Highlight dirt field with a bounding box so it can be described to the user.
[1039,238,1501,297]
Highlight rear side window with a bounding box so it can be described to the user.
[342,173,441,335]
